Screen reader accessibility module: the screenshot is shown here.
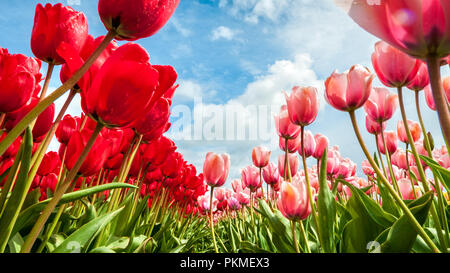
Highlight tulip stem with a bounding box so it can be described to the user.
[375,133,388,178]
[209,187,219,253]
[291,220,299,253]
[284,138,292,182]
[0,29,116,158]
[300,126,321,250]
[414,90,450,248]
[398,87,448,251]
[425,56,450,152]
[299,220,310,253]
[21,122,104,253]
[38,63,55,102]
[379,125,401,195]
[348,110,440,253]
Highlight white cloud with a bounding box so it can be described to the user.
[211,26,237,41]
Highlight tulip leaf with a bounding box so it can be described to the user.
[317,149,337,253]
[341,193,385,253]
[419,155,450,190]
[0,127,33,252]
[89,247,116,253]
[123,195,150,236]
[380,192,434,253]
[52,207,123,253]
[341,180,397,228]
[12,183,137,237]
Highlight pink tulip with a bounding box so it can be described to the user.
[337,0,450,59]
[297,130,316,158]
[214,188,226,202]
[424,85,436,111]
[365,115,385,135]
[361,159,375,177]
[227,196,241,211]
[407,61,429,91]
[325,64,375,112]
[337,158,356,179]
[391,148,415,171]
[441,76,450,102]
[203,152,230,188]
[312,133,329,160]
[262,162,280,186]
[197,194,217,215]
[235,188,250,206]
[398,178,422,200]
[241,166,261,192]
[397,120,421,144]
[274,105,301,139]
[284,86,320,127]
[364,87,398,123]
[277,177,311,221]
[279,135,301,154]
[252,146,271,168]
[231,179,243,193]
[278,154,299,178]
[377,131,398,155]
[326,146,341,176]
[371,41,420,88]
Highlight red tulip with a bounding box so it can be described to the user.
[377,131,398,155]
[325,64,375,112]
[65,129,111,177]
[203,152,230,188]
[0,51,42,113]
[81,43,159,128]
[371,41,420,88]
[397,120,421,144]
[60,35,118,85]
[98,0,180,41]
[37,152,61,176]
[407,61,429,91]
[284,86,319,127]
[31,3,88,64]
[312,133,329,160]
[241,166,261,192]
[364,87,398,122]
[134,97,171,136]
[160,152,185,179]
[142,136,177,171]
[251,146,271,168]
[55,114,81,145]
[274,105,301,139]
[365,115,385,135]
[4,98,55,142]
[277,177,311,221]
[337,0,450,58]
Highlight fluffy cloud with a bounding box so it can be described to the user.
[211,26,237,41]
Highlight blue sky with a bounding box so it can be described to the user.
[0,0,446,183]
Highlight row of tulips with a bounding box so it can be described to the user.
[198,25,450,252]
[0,0,219,253]
[0,0,449,254]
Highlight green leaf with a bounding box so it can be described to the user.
[419,155,450,190]
[12,183,137,236]
[0,127,33,252]
[341,194,385,253]
[52,208,123,253]
[317,149,337,253]
[123,195,150,236]
[380,192,434,253]
[7,233,24,253]
[341,180,397,228]
[89,247,116,253]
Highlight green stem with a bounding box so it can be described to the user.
[210,187,219,253]
[21,123,104,253]
[425,56,450,152]
[291,220,299,253]
[398,87,447,252]
[379,126,401,195]
[348,111,440,253]
[375,133,388,178]
[299,220,310,253]
[38,63,55,102]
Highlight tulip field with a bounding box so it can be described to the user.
[0,0,449,256]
